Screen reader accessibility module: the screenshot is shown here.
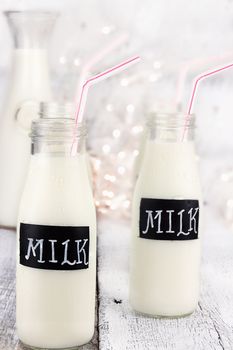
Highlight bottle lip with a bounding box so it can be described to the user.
[31,118,87,141]
[4,10,59,20]
[146,112,195,129]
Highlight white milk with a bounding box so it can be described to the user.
[130,140,202,317]
[17,154,96,348]
[0,49,52,228]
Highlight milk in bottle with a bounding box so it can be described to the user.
[130,113,202,317]
[17,107,96,348]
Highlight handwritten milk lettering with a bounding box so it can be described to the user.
[20,223,90,270]
[139,198,199,240]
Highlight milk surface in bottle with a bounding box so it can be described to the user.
[0,11,57,228]
[130,113,202,317]
[17,107,96,348]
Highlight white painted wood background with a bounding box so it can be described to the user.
[1,205,233,349]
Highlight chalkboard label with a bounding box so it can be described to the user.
[139,198,199,240]
[20,223,89,270]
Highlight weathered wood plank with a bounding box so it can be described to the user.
[0,230,98,350]
[1,205,233,350]
[98,209,233,350]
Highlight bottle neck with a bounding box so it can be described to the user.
[146,113,195,143]
[31,112,87,157]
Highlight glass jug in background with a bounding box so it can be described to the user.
[130,113,202,317]
[0,11,58,228]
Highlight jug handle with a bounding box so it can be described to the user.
[15,100,40,132]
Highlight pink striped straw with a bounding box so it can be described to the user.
[71,55,140,155]
[75,33,128,101]
[75,55,140,124]
[175,51,233,107]
[182,62,233,141]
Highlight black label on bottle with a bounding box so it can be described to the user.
[139,198,199,240]
[19,223,90,270]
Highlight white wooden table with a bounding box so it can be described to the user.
[1,206,233,350]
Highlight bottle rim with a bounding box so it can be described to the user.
[4,10,59,20]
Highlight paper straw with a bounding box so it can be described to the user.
[71,55,140,155]
[75,55,140,124]
[182,62,233,141]
[75,33,128,101]
[175,51,233,108]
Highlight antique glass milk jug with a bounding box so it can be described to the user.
[0,11,57,228]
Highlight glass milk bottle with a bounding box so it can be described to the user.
[17,109,96,348]
[0,11,57,228]
[130,113,202,317]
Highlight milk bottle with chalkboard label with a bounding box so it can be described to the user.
[16,105,96,349]
[130,113,202,317]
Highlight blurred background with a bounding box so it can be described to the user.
[0,0,232,225]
